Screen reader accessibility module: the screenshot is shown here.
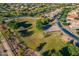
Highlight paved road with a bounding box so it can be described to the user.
[55,18,79,41]
[1,31,19,56]
[3,16,40,22]
[0,44,7,56]
[0,32,14,56]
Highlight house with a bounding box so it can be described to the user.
[67,10,78,20]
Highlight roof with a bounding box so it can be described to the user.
[67,11,78,19]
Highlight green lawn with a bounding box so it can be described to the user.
[9,17,65,55]
[40,32,65,53]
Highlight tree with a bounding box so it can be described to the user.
[59,42,79,56]
[63,22,70,26]
[42,18,50,25]
[7,20,18,29]
[36,20,43,30]
[68,45,79,56]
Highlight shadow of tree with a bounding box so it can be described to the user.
[42,24,51,30]
[42,50,51,56]
[16,21,32,28]
[36,42,46,51]
[59,46,71,56]
[42,49,56,56]
[76,42,79,47]
[18,30,34,37]
[16,21,34,37]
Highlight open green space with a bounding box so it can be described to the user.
[1,4,79,56]
[6,17,65,55]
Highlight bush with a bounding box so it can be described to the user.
[36,20,43,30]
[63,22,70,26]
[7,21,18,29]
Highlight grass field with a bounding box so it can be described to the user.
[14,17,65,54]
